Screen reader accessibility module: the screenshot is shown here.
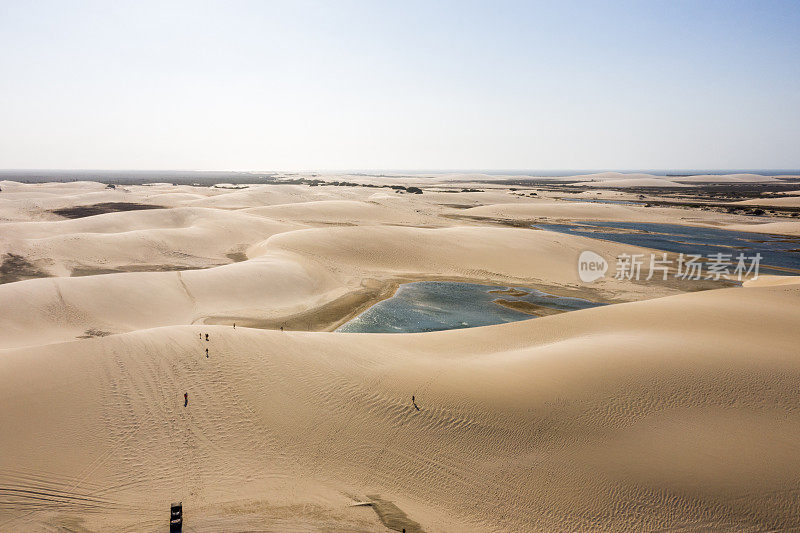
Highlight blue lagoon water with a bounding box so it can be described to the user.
[535,221,800,273]
[337,281,602,334]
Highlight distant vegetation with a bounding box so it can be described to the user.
[52,202,164,219]
[280,177,424,194]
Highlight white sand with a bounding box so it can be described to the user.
[1,176,800,531]
[735,196,800,208]
[574,177,690,188]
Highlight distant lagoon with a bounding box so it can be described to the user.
[535,221,800,274]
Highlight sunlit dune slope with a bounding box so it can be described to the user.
[2,283,800,531]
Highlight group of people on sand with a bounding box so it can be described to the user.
[185,328,422,413]
[185,329,222,406]
[185,323,242,406]
[184,325,420,413]
[200,333,211,357]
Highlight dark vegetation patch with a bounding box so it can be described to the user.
[365,495,425,533]
[441,203,480,209]
[463,176,800,195]
[0,169,279,186]
[70,267,122,277]
[277,177,426,194]
[226,251,249,262]
[0,253,49,284]
[71,264,219,277]
[444,213,540,228]
[492,298,562,317]
[51,202,164,219]
[488,287,530,297]
[77,328,112,339]
[453,178,800,216]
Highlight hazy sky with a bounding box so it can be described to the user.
[1,1,798,171]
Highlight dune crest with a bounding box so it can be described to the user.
[2,284,800,531]
[2,177,799,531]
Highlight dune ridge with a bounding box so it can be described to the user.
[1,177,799,531]
[2,283,800,531]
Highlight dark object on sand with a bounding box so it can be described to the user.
[205,333,209,341]
[170,502,183,531]
[51,202,163,219]
[412,395,420,411]
[205,348,209,358]
[184,393,188,407]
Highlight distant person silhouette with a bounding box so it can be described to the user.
[233,323,235,329]
[205,348,209,358]
[205,333,209,341]
[412,395,419,410]
[184,393,188,407]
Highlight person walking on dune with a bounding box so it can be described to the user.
[184,392,188,407]
[205,348,209,358]
[205,333,209,341]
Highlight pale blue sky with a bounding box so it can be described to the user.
[1,1,798,170]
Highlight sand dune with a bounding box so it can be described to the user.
[244,199,445,227]
[2,284,800,531]
[0,256,345,350]
[0,180,108,192]
[460,201,800,236]
[548,172,780,185]
[735,196,800,208]
[575,177,690,188]
[462,201,643,221]
[743,275,800,287]
[0,207,303,278]
[0,223,686,350]
[1,178,799,531]
[259,224,625,286]
[725,221,800,236]
[676,173,781,183]
[185,185,373,210]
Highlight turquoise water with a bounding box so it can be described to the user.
[337,281,602,333]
